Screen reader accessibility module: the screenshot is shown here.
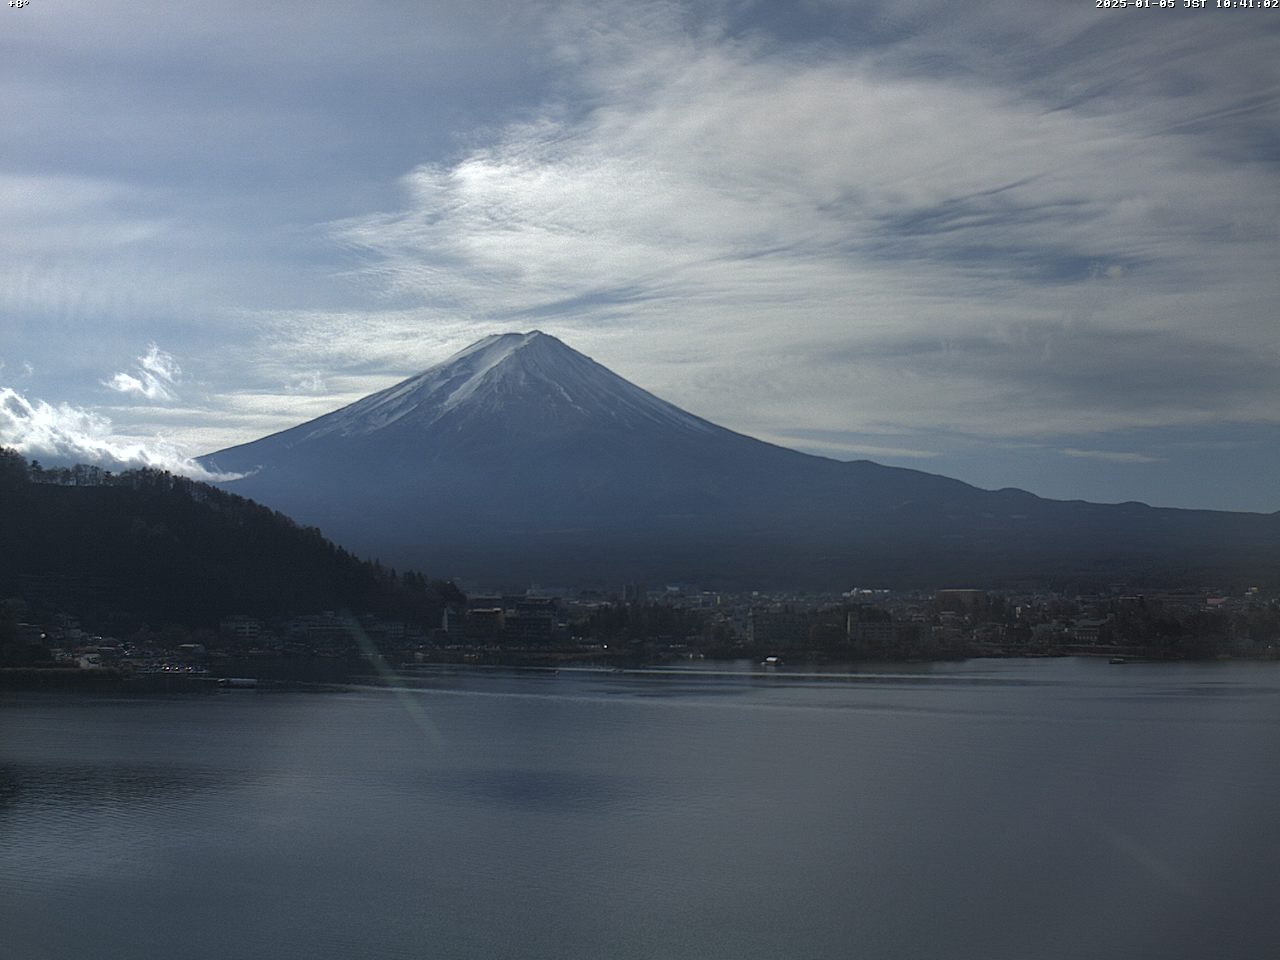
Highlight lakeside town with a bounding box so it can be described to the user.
[4,580,1278,687]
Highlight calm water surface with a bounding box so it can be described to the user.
[3,658,1279,959]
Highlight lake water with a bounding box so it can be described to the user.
[3,658,1279,959]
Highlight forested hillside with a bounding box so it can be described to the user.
[0,448,461,631]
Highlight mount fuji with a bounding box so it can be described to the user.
[201,331,1278,589]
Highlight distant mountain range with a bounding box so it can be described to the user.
[201,332,1279,590]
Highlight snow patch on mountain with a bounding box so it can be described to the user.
[285,331,719,446]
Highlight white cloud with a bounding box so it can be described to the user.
[331,2,1280,443]
[0,386,240,481]
[3,0,1276,512]
[285,371,328,395]
[104,343,182,402]
[753,432,939,460]
[1062,448,1163,465]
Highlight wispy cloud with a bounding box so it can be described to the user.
[0,386,240,481]
[3,1,1276,509]
[1062,448,1163,465]
[104,343,182,402]
[754,431,940,461]
[329,2,1280,444]
[285,371,328,395]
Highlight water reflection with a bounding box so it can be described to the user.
[1,663,1278,960]
[438,768,635,811]
[0,761,225,814]
[0,761,240,899]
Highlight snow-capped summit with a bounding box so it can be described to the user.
[225,331,719,457]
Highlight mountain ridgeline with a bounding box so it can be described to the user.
[200,332,1280,590]
[0,448,460,630]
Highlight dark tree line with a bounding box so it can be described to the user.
[0,448,461,634]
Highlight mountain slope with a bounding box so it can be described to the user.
[201,332,1279,589]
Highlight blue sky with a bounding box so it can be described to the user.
[2,0,1278,510]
